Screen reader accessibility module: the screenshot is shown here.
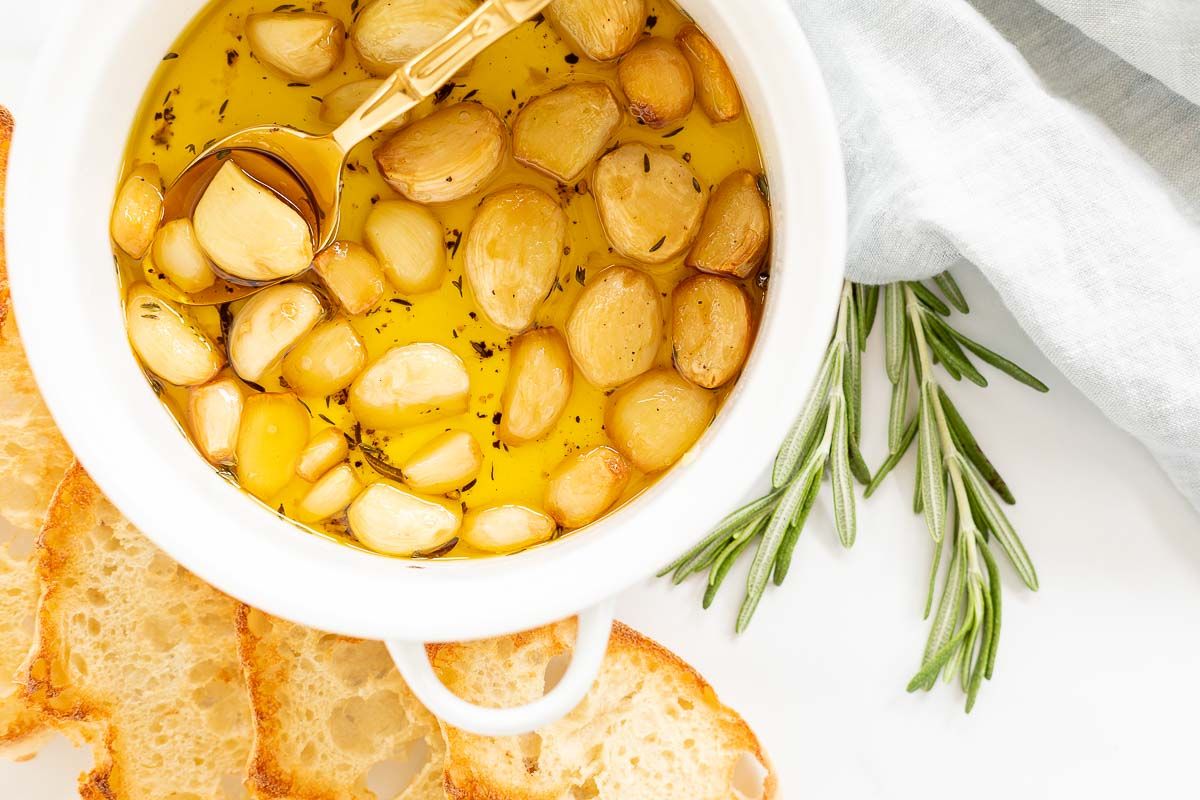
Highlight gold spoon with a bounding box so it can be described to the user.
[158,0,553,306]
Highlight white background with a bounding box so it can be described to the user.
[2,3,1198,798]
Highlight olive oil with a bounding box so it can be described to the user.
[116,0,766,558]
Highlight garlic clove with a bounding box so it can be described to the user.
[401,430,482,494]
[363,200,446,294]
[312,240,387,315]
[512,82,621,182]
[295,427,350,482]
[151,218,217,293]
[465,186,566,333]
[499,327,573,444]
[565,266,663,389]
[280,317,366,398]
[606,368,716,472]
[351,0,477,76]
[459,504,556,554]
[246,12,345,83]
[675,24,743,123]
[593,143,708,265]
[236,392,311,501]
[125,283,224,386]
[671,274,753,389]
[228,283,325,384]
[347,482,462,556]
[617,38,694,128]
[192,161,314,283]
[545,0,644,62]
[187,377,244,464]
[349,343,470,429]
[373,103,508,204]
[319,79,409,132]
[296,464,363,522]
[544,446,631,529]
[686,170,770,279]
[111,164,163,259]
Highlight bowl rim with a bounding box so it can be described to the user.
[7,0,845,642]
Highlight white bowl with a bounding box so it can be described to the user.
[7,0,844,734]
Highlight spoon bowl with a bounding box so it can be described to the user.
[161,0,553,306]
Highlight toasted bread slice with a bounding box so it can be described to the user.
[431,620,776,800]
[22,464,252,797]
[0,104,67,760]
[235,607,446,800]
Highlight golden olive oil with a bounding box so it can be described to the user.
[116,0,767,558]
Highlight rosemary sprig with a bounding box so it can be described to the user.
[881,276,1046,711]
[660,281,871,632]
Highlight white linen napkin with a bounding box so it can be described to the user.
[788,0,1200,509]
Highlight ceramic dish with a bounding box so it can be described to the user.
[7,0,844,734]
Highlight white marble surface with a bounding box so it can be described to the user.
[2,5,1199,799]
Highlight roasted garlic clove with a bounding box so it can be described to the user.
[617,38,694,128]
[187,377,244,464]
[545,0,644,61]
[512,82,621,182]
[192,161,314,283]
[236,392,311,501]
[295,427,350,482]
[499,328,573,444]
[675,25,743,123]
[151,218,217,293]
[246,12,345,83]
[111,164,163,259]
[296,464,362,522]
[465,186,566,333]
[686,170,770,279]
[565,266,663,389]
[349,343,470,429]
[351,0,477,76]
[606,368,716,472]
[593,144,707,264]
[363,200,446,294]
[671,274,753,389]
[544,446,631,529]
[347,482,462,556]
[373,103,507,204]
[125,283,224,386]
[312,240,387,315]
[401,429,482,494]
[459,504,556,554]
[319,79,409,132]
[281,317,366,397]
[228,283,325,384]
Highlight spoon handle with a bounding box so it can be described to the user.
[331,0,555,151]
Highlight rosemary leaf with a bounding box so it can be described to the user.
[661,491,780,579]
[965,581,993,712]
[845,296,862,442]
[918,383,946,542]
[939,387,1014,504]
[884,283,905,383]
[865,416,917,497]
[776,469,822,584]
[738,446,827,632]
[913,443,924,514]
[848,438,872,485]
[959,456,1038,590]
[977,533,1003,678]
[831,397,857,548]
[859,284,880,351]
[772,347,837,487]
[934,271,970,314]
[941,323,1049,392]
[888,346,911,453]
[923,316,988,386]
[704,532,757,609]
[908,281,951,316]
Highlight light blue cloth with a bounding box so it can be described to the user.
[790,0,1200,508]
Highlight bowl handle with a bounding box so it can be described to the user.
[385,599,616,737]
